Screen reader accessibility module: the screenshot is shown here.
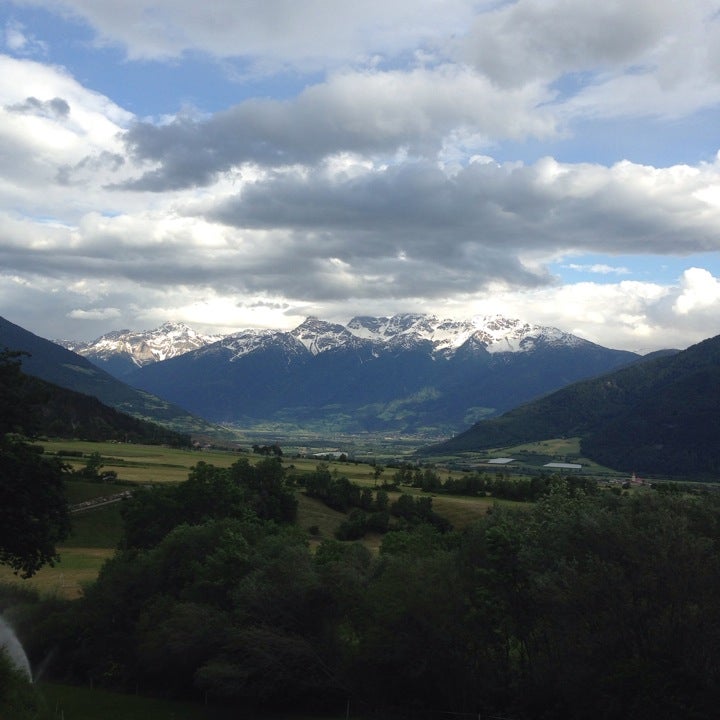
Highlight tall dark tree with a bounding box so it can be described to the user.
[0,439,70,577]
[0,350,70,577]
[0,349,33,436]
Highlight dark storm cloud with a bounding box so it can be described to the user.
[118,97,431,190]
[210,158,720,260]
[116,69,552,191]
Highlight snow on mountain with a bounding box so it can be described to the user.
[468,316,584,354]
[347,313,476,352]
[219,328,305,361]
[60,313,586,372]
[345,313,576,355]
[291,317,365,355]
[58,322,223,367]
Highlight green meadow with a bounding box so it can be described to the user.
[0,440,499,599]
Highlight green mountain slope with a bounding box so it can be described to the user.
[423,338,720,477]
[1,352,190,445]
[0,316,221,438]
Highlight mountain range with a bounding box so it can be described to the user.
[425,334,720,477]
[62,314,641,436]
[4,311,717,477]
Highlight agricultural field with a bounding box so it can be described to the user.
[38,439,243,484]
[430,436,624,478]
[0,501,122,598]
[0,440,501,598]
[0,545,114,599]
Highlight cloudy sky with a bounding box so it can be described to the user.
[1,0,720,352]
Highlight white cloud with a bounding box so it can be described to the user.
[565,264,631,275]
[5,265,720,354]
[673,267,720,315]
[0,56,137,220]
[3,19,47,55]
[2,4,720,356]
[5,20,28,51]
[460,0,686,85]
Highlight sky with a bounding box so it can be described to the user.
[1,1,720,353]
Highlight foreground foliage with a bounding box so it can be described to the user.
[0,350,71,577]
[7,467,720,719]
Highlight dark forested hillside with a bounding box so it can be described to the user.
[0,316,217,437]
[425,335,720,477]
[0,349,190,445]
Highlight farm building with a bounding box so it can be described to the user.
[544,462,582,472]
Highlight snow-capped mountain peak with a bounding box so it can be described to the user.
[219,328,303,361]
[347,313,474,349]
[469,315,583,354]
[57,322,223,367]
[344,313,576,356]
[291,317,360,355]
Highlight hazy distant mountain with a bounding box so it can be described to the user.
[122,314,640,436]
[422,335,720,477]
[0,316,222,438]
[57,321,223,379]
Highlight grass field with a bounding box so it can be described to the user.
[65,504,124,547]
[40,439,243,484]
[0,546,114,599]
[429,436,624,478]
[1,440,507,598]
[37,439,473,485]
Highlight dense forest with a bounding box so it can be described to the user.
[3,458,720,720]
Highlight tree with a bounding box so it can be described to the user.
[0,350,32,437]
[229,457,297,523]
[0,437,70,577]
[0,349,70,577]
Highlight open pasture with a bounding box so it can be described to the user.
[430,493,521,527]
[0,504,122,598]
[37,438,471,487]
[37,439,244,484]
[295,493,347,541]
[0,547,114,599]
